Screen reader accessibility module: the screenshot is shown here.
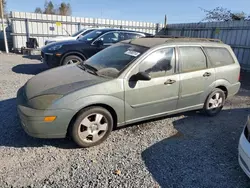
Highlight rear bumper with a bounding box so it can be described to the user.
[238,128,250,178]
[228,82,241,98]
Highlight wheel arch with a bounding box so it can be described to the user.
[67,103,118,137]
[216,85,228,98]
[60,51,87,65]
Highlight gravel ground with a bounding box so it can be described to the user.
[0,53,250,188]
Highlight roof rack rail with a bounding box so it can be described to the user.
[144,35,223,43]
[167,37,223,43]
[144,35,185,38]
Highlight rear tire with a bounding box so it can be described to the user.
[62,55,84,66]
[71,107,113,148]
[203,88,226,117]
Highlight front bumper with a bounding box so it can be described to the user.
[41,51,62,68]
[238,127,250,178]
[17,87,75,139]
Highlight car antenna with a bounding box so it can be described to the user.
[63,27,71,36]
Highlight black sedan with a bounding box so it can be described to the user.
[41,28,152,68]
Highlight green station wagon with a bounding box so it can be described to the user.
[17,37,241,147]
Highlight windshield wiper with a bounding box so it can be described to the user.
[82,63,99,76]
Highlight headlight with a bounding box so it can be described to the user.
[48,45,62,51]
[28,94,63,109]
[45,41,56,45]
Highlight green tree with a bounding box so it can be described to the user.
[34,7,43,14]
[44,0,55,15]
[58,2,72,16]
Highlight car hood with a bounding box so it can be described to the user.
[42,40,88,51]
[25,65,108,100]
[46,36,76,42]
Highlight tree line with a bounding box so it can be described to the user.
[200,7,249,22]
[34,0,72,16]
[0,0,72,17]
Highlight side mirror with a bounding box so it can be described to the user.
[94,39,104,46]
[136,72,151,81]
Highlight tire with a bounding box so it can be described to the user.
[71,107,113,148]
[62,55,84,66]
[203,88,226,117]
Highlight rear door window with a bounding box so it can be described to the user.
[124,33,143,40]
[204,47,235,67]
[101,32,120,45]
[179,47,207,73]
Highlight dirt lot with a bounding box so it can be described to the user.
[0,53,250,188]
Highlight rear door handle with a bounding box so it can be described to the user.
[203,72,211,77]
[164,79,176,85]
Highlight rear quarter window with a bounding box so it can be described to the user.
[204,47,235,67]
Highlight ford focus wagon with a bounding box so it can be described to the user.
[17,36,241,147]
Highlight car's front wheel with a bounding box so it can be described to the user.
[62,55,85,65]
[71,107,113,148]
[203,88,226,116]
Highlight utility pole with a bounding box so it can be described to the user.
[0,0,9,53]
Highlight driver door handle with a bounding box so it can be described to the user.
[164,79,176,85]
[203,72,211,77]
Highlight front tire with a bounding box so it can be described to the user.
[62,55,84,66]
[71,107,113,148]
[203,88,226,116]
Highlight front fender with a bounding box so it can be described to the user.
[54,95,126,125]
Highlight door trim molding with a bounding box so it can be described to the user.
[125,104,203,125]
[131,96,178,108]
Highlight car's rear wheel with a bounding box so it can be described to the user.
[71,107,113,148]
[203,88,225,116]
[62,55,84,65]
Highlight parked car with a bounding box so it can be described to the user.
[17,36,241,148]
[44,28,98,45]
[41,28,152,68]
[239,115,250,178]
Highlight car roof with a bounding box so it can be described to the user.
[121,36,229,48]
[92,28,152,35]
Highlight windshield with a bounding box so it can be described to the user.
[82,43,148,78]
[78,30,104,42]
[71,29,86,37]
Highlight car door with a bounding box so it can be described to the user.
[124,47,180,123]
[177,46,215,109]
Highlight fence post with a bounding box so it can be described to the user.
[25,18,30,41]
[155,23,159,34]
[78,23,81,31]
[210,27,216,38]
[181,28,184,36]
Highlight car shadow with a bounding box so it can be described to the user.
[141,108,250,188]
[12,62,48,75]
[0,98,77,149]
